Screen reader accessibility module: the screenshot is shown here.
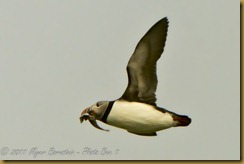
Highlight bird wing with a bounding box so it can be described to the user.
[120,17,169,105]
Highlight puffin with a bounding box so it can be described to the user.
[80,17,191,136]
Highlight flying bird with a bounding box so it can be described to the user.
[80,17,191,136]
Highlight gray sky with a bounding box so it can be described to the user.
[0,0,240,160]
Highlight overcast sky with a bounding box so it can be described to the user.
[0,0,240,160]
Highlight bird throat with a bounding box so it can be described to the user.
[101,101,115,123]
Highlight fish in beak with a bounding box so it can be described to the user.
[80,106,109,131]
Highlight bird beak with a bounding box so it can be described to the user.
[80,107,109,131]
[80,107,90,123]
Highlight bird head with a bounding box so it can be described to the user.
[80,101,110,131]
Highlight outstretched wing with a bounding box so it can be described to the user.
[120,17,169,105]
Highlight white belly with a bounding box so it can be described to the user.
[106,101,176,134]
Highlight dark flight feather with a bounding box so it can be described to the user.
[120,17,169,105]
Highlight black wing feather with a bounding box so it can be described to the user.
[120,17,169,105]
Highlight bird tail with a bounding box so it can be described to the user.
[173,114,191,126]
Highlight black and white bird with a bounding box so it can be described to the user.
[80,17,191,136]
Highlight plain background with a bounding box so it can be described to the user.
[0,0,240,160]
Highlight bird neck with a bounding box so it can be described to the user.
[101,101,115,123]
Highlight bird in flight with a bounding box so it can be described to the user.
[80,17,191,136]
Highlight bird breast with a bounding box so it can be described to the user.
[106,100,177,133]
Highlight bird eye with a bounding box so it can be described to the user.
[96,102,102,107]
